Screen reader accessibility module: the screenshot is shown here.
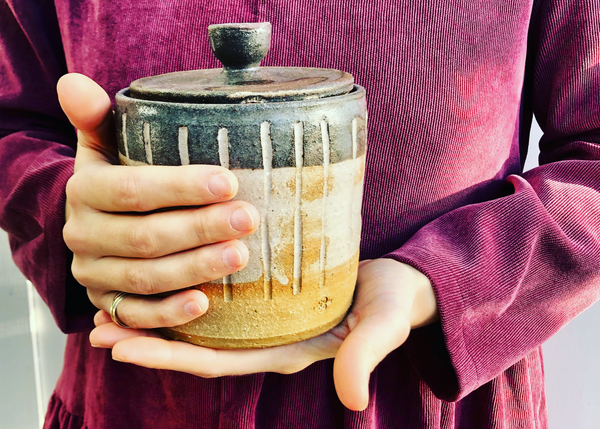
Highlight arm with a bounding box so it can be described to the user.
[2,3,436,412]
[2,0,437,413]
[391,0,600,401]
[0,0,95,332]
[0,3,259,337]
[90,0,600,410]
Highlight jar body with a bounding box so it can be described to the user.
[115,86,367,348]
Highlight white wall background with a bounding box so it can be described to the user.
[0,120,597,428]
[527,122,600,429]
[0,229,66,429]
[0,230,40,429]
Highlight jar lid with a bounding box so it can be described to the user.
[129,22,354,104]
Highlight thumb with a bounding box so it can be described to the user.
[57,73,117,164]
[333,313,410,411]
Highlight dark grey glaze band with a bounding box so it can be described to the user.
[115,85,366,169]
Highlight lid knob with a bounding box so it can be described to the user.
[208,22,272,71]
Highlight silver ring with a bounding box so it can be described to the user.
[109,291,130,329]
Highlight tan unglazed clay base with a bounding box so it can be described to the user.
[160,309,348,349]
[160,252,359,349]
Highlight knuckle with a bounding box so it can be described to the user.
[174,169,203,205]
[127,320,144,330]
[62,221,82,252]
[121,307,141,329]
[85,290,103,309]
[113,301,140,330]
[115,172,145,211]
[123,264,155,295]
[65,174,83,204]
[126,224,157,258]
[156,308,180,328]
[192,213,212,244]
[71,257,92,287]
[186,255,211,284]
[173,186,194,207]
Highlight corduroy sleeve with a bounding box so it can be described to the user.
[0,0,96,332]
[387,0,600,402]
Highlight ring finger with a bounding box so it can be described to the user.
[91,288,209,330]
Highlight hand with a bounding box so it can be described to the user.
[90,258,439,411]
[58,73,260,329]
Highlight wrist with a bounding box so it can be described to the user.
[402,263,439,329]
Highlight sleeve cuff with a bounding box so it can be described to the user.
[385,243,478,401]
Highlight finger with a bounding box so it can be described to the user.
[91,323,342,376]
[57,73,117,165]
[65,201,259,258]
[333,314,411,411]
[109,337,308,377]
[94,310,113,326]
[73,239,249,294]
[90,320,161,348]
[102,328,341,375]
[66,163,238,212]
[89,289,209,330]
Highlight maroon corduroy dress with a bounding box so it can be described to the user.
[1,0,600,427]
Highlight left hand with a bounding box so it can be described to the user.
[90,258,439,411]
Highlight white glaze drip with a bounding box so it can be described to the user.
[143,122,153,165]
[293,121,304,295]
[349,117,358,272]
[320,120,330,288]
[261,121,273,300]
[218,128,230,169]
[352,117,358,160]
[178,126,189,165]
[121,113,129,158]
[218,127,232,301]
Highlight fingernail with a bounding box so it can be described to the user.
[113,354,125,362]
[207,174,233,198]
[229,207,255,231]
[90,343,99,348]
[222,246,243,269]
[184,301,202,316]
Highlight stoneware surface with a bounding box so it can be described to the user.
[114,22,367,348]
[116,88,367,348]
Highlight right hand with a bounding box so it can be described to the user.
[57,73,260,329]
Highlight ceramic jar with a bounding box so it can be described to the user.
[115,23,367,348]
